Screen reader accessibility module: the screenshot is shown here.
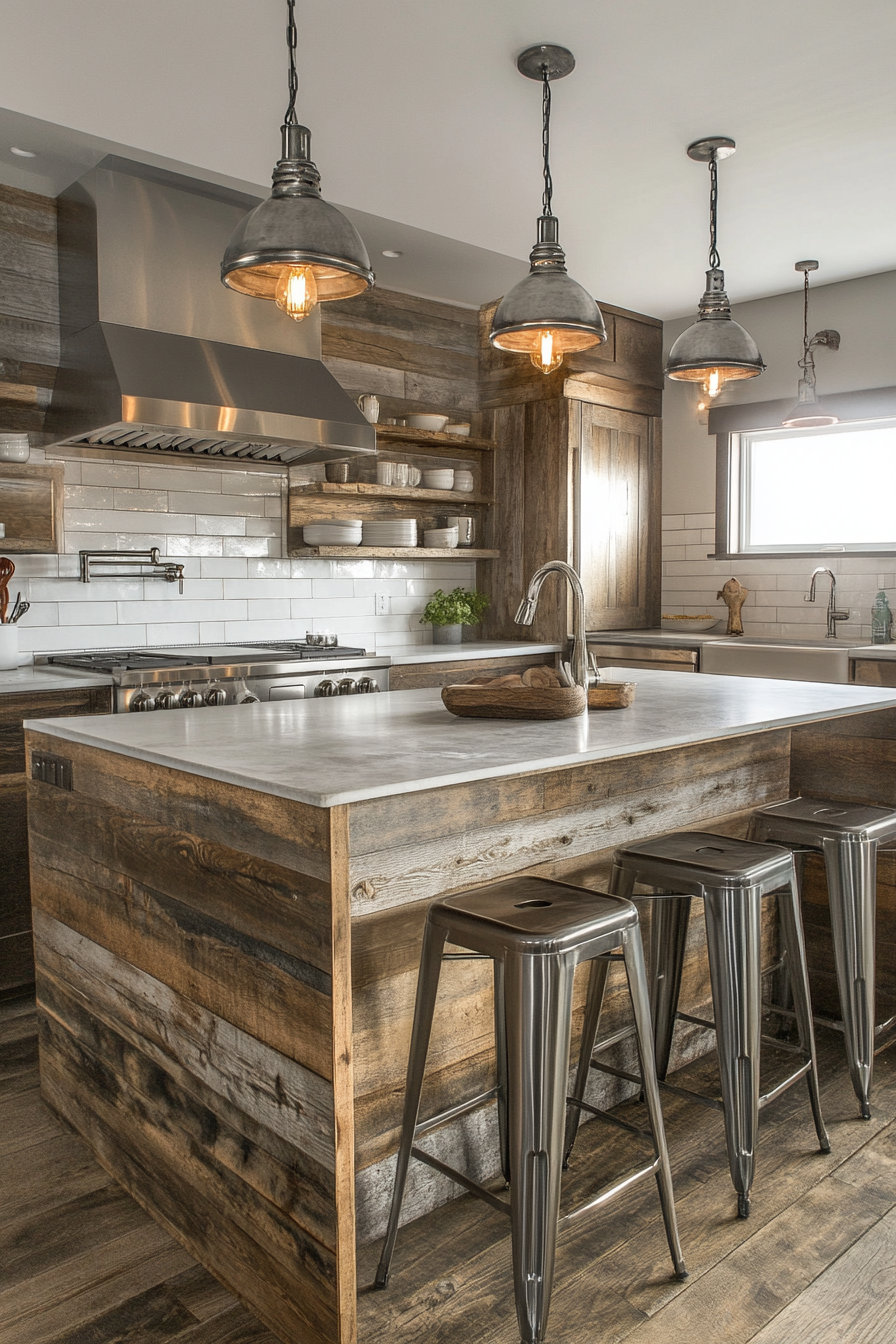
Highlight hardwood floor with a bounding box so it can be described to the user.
[3,993,895,1344]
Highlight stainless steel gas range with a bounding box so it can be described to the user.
[37,641,390,713]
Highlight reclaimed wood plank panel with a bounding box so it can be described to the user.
[322,288,479,357]
[348,755,790,916]
[28,776,334,977]
[30,834,333,1081]
[3,686,112,773]
[34,911,336,1171]
[791,725,896,807]
[329,806,358,1344]
[24,731,330,880]
[387,654,554,693]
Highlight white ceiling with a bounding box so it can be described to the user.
[0,0,894,319]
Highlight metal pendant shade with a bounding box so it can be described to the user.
[490,45,606,374]
[221,1,373,314]
[665,138,764,394]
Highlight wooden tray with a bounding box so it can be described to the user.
[588,681,636,710]
[441,684,587,720]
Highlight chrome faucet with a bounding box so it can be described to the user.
[515,560,589,700]
[805,567,850,638]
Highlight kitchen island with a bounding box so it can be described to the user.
[23,671,896,1344]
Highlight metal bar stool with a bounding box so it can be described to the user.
[566,833,830,1219]
[749,796,896,1119]
[374,875,687,1344]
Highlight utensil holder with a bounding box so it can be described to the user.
[0,624,19,670]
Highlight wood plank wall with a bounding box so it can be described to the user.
[0,183,59,436]
[25,731,355,1344]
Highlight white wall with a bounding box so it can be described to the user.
[660,268,896,639]
[11,448,474,655]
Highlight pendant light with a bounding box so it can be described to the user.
[221,0,373,319]
[490,45,606,375]
[666,137,764,398]
[781,261,840,428]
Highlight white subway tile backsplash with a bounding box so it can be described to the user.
[310,579,356,600]
[145,622,202,645]
[201,558,250,578]
[220,471,282,496]
[138,465,223,492]
[169,491,265,517]
[249,558,291,579]
[247,599,292,621]
[245,517,282,537]
[196,514,245,536]
[112,488,169,511]
[223,537,275,557]
[65,485,114,509]
[223,578,308,599]
[163,536,224,556]
[82,462,141,488]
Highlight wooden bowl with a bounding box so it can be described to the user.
[441,683,587,720]
[588,681,636,710]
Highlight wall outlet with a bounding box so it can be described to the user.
[376,592,390,615]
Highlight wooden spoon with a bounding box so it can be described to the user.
[0,556,14,624]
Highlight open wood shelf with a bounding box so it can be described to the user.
[290,546,499,559]
[374,426,497,452]
[290,481,492,506]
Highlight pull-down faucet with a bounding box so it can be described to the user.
[805,567,850,638]
[515,560,589,701]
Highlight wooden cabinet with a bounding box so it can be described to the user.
[0,462,64,553]
[852,658,896,687]
[389,651,558,692]
[0,683,113,996]
[288,426,499,560]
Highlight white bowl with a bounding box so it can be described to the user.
[423,527,459,549]
[444,423,471,437]
[406,414,449,432]
[421,470,455,490]
[453,470,474,492]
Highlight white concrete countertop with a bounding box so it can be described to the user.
[0,665,115,696]
[25,668,896,810]
[384,640,564,665]
[849,646,896,660]
[587,628,729,650]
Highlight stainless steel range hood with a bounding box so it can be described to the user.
[45,158,376,464]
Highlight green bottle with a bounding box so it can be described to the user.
[871,591,892,644]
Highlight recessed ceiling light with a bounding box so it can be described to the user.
[10,146,36,158]
[381,249,403,259]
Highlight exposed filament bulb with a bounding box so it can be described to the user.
[702,368,724,399]
[275,265,318,321]
[529,329,564,375]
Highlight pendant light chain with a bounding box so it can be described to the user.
[707,150,720,270]
[541,65,553,217]
[284,0,299,127]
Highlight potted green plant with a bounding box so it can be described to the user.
[420,586,489,644]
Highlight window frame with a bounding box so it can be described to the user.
[709,386,896,560]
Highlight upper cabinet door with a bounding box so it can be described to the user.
[576,403,660,630]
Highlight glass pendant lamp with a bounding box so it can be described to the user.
[781,261,840,428]
[221,0,373,319]
[490,45,606,375]
[666,137,764,398]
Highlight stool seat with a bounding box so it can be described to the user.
[750,795,896,1118]
[375,874,686,1344]
[567,830,830,1219]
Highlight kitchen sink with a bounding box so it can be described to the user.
[701,637,851,684]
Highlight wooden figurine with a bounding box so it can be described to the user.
[718,577,749,636]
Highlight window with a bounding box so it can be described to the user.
[727,417,896,555]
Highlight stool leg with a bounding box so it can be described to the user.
[622,926,688,1280]
[703,884,762,1218]
[563,954,610,1167]
[375,918,449,1288]
[503,951,576,1344]
[649,895,692,1079]
[823,836,877,1119]
[777,867,831,1153]
[494,958,511,1184]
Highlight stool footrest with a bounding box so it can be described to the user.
[769,1003,896,1043]
[658,1078,724,1112]
[561,1158,661,1226]
[676,1011,716,1031]
[569,1094,653,1140]
[410,1146,510,1218]
[587,1059,643,1089]
[758,1062,811,1110]
[414,1088,498,1139]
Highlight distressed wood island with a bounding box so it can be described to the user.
[23,671,896,1344]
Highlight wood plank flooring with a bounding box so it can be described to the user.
[3,993,896,1344]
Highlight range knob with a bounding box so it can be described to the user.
[355,677,380,694]
[156,688,182,710]
[315,679,338,697]
[337,678,357,695]
[206,687,228,706]
[180,687,206,708]
[129,691,156,712]
[238,692,260,705]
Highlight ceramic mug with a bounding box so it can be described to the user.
[358,395,380,424]
[392,462,409,487]
[407,466,422,486]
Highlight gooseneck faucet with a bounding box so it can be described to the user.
[515,560,589,699]
[805,567,850,638]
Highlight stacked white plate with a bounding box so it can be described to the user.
[303,518,363,546]
[361,518,418,547]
